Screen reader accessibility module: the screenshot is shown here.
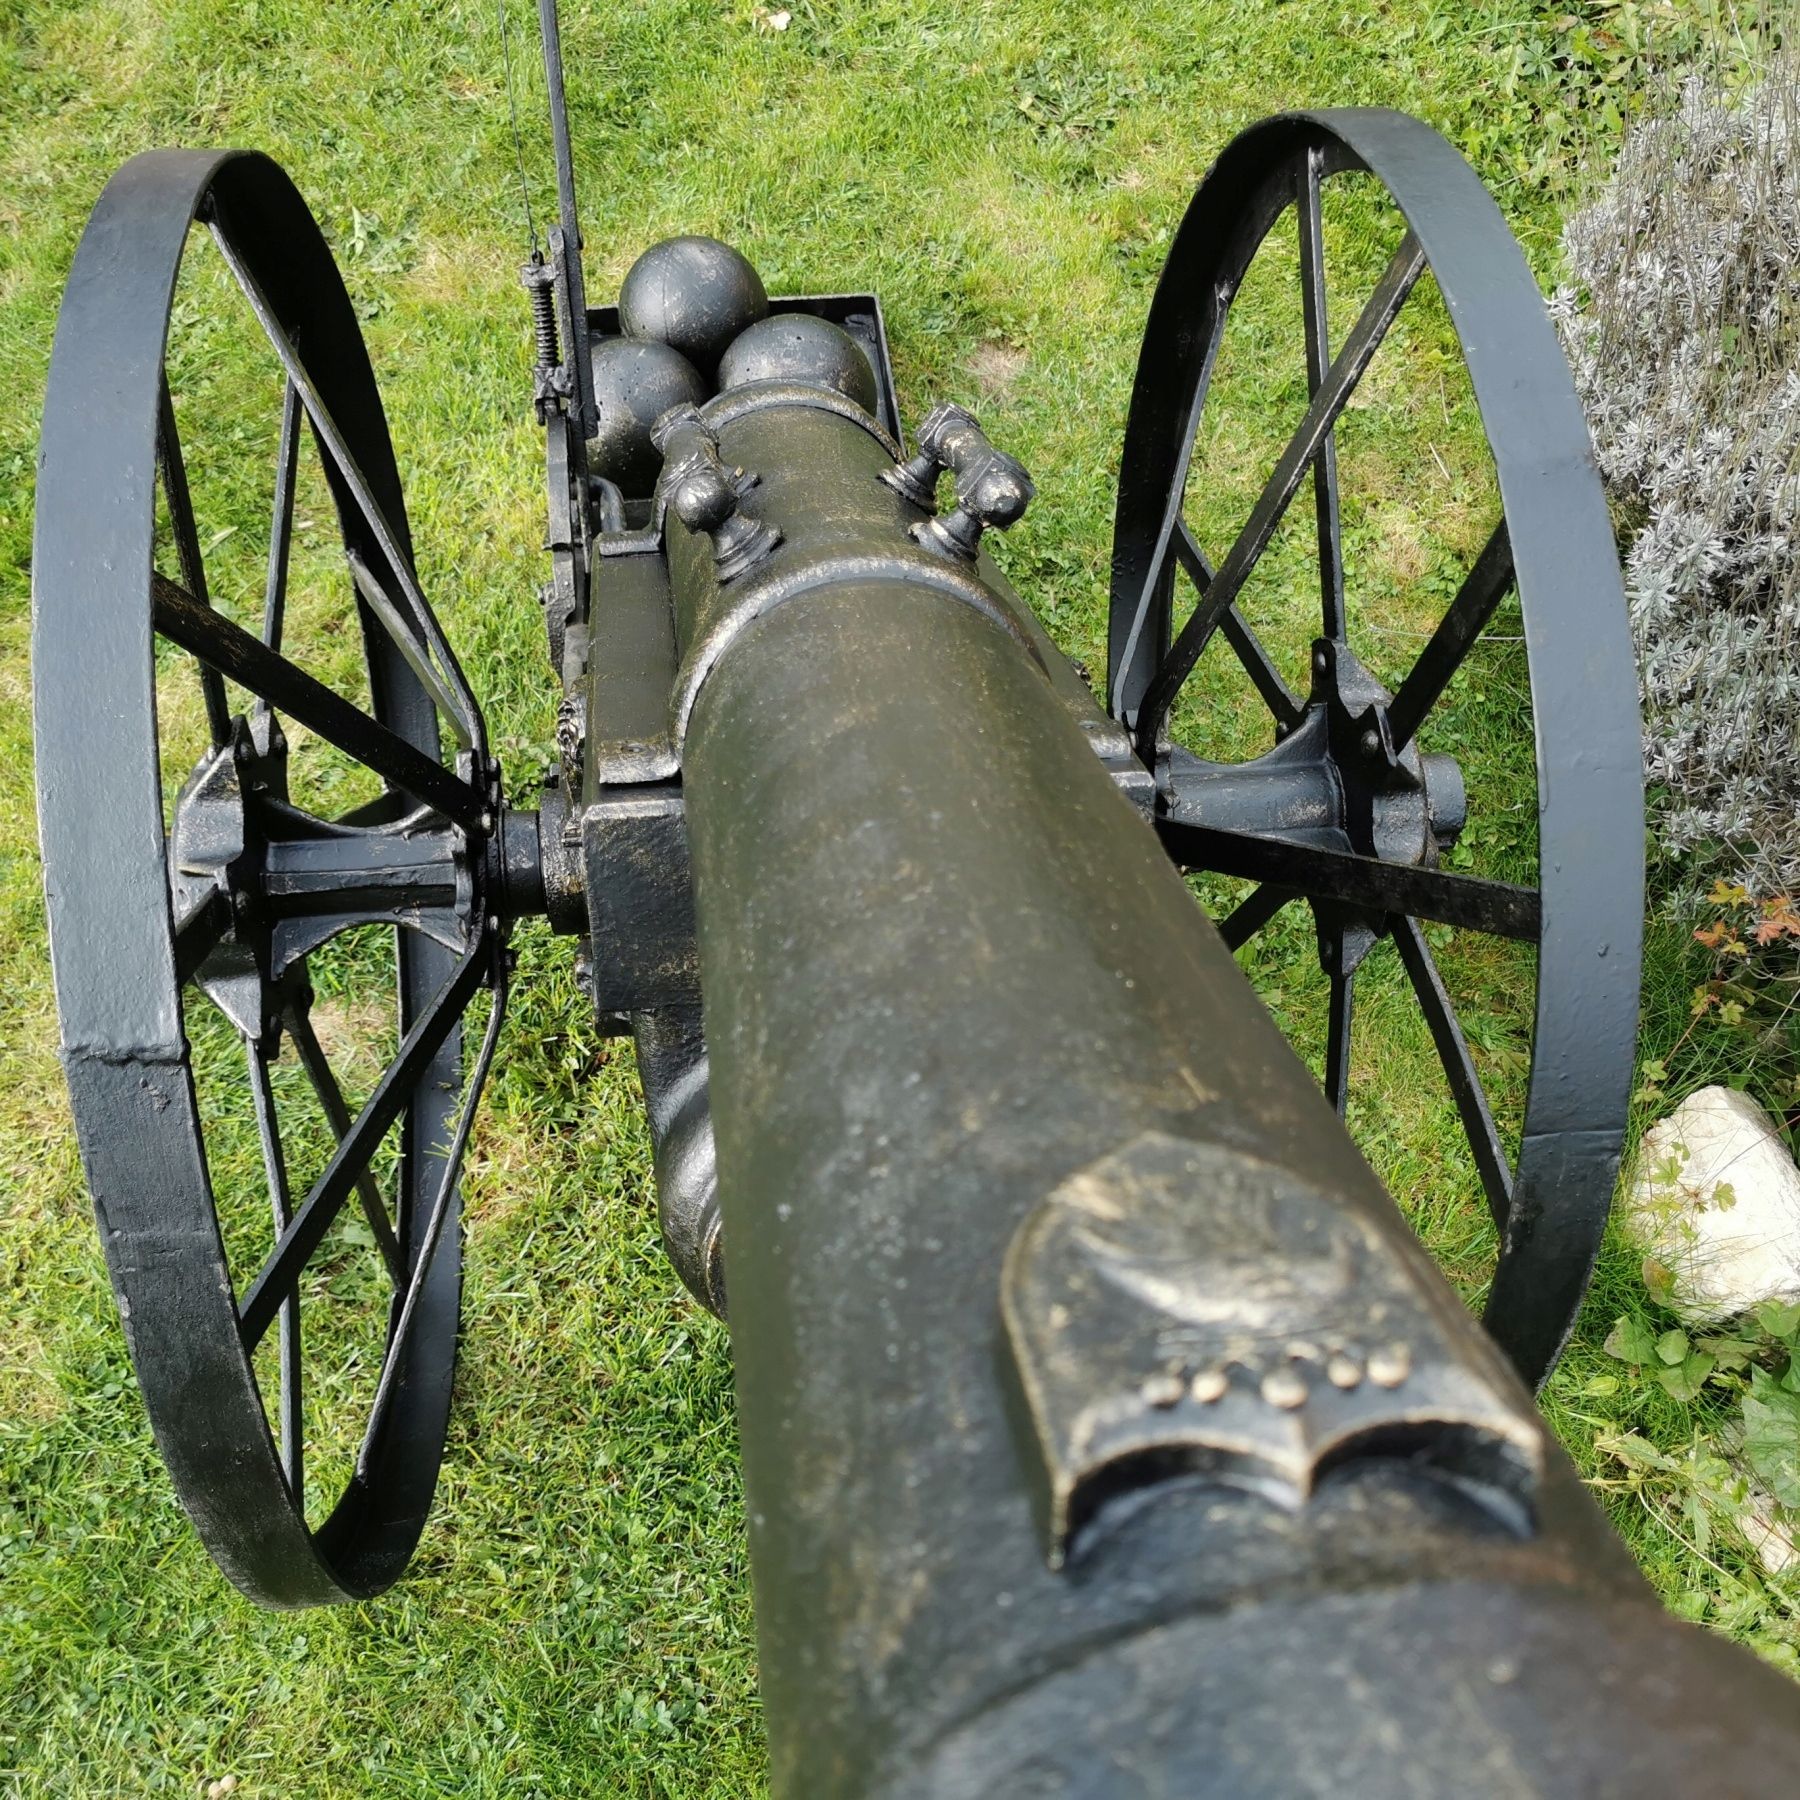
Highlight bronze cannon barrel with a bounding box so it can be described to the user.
[669,390,1800,1796]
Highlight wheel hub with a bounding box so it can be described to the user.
[1161,635,1468,971]
[170,713,490,1045]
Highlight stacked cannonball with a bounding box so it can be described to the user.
[589,235,881,499]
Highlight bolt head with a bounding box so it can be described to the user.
[1360,727,1382,759]
[1140,1369,1186,1410]
[1190,1367,1229,1404]
[1260,1365,1308,1411]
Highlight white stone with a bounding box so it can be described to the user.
[1625,1085,1800,1325]
[1717,1424,1799,1579]
[1739,1483,1800,1578]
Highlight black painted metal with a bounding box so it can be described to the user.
[535,0,595,443]
[581,547,680,784]
[581,783,697,1010]
[151,572,484,830]
[1108,110,1643,1385]
[631,1006,722,1316]
[1159,819,1541,939]
[589,293,908,446]
[587,335,708,496]
[156,374,231,748]
[32,149,523,1605]
[1129,227,1426,757]
[619,234,770,376]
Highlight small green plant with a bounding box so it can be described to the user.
[1633,879,1800,1128]
[1595,1295,1800,1666]
[1460,2,1776,193]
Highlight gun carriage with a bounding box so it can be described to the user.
[31,8,1800,1792]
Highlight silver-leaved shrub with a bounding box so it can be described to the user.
[1552,58,1800,892]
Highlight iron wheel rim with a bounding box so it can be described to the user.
[1107,110,1644,1387]
[34,150,497,1604]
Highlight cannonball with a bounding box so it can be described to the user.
[587,336,708,497]
[716,313,880,415]
[618,236,768,374]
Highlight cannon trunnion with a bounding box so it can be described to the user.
[32,70,1800,1800]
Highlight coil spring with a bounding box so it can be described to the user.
[524,256,559,369]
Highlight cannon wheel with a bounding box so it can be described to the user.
[34,151,506,1605]
[1108,110,1643,1388]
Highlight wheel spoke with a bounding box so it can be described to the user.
[236,937,485,1351]
[284,1002,404,1282]
[171,885,233,984]
[359,956,506,1473]
[247,1036,303,1502]
[1158,819,1540,940]
[261,377,302,654]
[1324,959,1354,1118]
[152,571,485,832]
[1297,148,1347,643]
[1110,317,1228,721]
[156,376,232,748]
[205,223,484,752]
[1172,520,1303,727]
[347,553,474,751]
[1391,916,1513,1227]
[1219,881,1295,951]
[1386,520,1515,753]
[1136,231,1426,755]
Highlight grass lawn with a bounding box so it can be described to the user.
[0,1,1790,1794]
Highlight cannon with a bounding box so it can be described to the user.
[31,6,1800,1792]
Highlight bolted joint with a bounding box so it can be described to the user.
[532,363,574,421]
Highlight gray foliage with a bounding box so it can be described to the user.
[1552,58,1800,893]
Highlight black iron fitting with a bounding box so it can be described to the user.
[889,403,1036,562]
[653,405,781,583]
[660,387,1046,749]
[491,805,548,923]
[164,718,555,1035]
